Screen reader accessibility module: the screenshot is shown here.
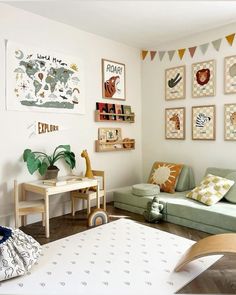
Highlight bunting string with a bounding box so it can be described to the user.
[141,32,235,61]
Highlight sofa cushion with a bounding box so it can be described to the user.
[166,196,236,232]
[132,183,160,196]
[148,162,183,193]
[186,174,234,206]
[176,165,195,192]
[225,172,236,203]
[205,167,236,178]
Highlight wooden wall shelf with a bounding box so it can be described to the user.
[95,139,135,152]
[95,110,135,123]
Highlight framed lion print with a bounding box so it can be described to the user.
[192,105,215,140]
[102,59,126,100]
[224,55,236,94]
[165,107,185,140]
[165,65,185,100]
[192,60,216,98]
[224,103,236,140]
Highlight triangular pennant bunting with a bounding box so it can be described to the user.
[178,48,186,60]
[226,33,235,46]
[212,38,222,51]
[168,50,175,61]
[150,51,157,61]
[188,46,197,58]
[141,50,148,60]
[200,43,209,55]
[159,51,166,61]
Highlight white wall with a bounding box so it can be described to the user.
[142,23,236,184]
[0,3,142,226]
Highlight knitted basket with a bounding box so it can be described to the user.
[0,226,41,281]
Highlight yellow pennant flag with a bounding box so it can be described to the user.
[178,48,186,60]
[225,33,235,46]
[141,50,148,60]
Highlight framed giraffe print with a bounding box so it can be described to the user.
[102,59,126,100]
[165,66,186,100]
[192,105,215,140]
[165,107,185,140]
[224,103,236,140]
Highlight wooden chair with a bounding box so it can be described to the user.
[71,170,106,216]
[14,180,46,228]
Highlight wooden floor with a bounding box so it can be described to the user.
[21,203,236,294]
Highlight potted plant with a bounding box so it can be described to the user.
[23,145,76,179]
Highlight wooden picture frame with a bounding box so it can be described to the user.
[224,103,236,141]
[102,59,126,100]
[165,107,185,140]
[192,105,216,140]
[98,128,122,143]
[165,65,186,100]
[192,60,216,98]
[224,55,236,94]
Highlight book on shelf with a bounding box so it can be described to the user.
[115,104,123,121]
[122,105,132,121]
[107,103,116,120]
[96,102,109,120]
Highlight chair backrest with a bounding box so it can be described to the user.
[92,170,105,191]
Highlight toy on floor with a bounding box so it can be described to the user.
[0,226,41,282]
[81,149,93,178]
[143,196,164,223]
[88,209,109,227]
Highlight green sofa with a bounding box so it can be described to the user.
[113,167,236,234]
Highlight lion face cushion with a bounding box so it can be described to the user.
[148,162,183,193]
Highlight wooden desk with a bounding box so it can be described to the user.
[22,178,99,238]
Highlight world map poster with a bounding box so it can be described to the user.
[6,41,85,114]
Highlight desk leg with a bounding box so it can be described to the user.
[45,193,50,238]
[96,184,100,209]
[21,184,26,226]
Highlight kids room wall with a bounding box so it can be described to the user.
[0,3,142,226]
[142,22,236,184]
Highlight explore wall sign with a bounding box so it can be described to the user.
[6,40,85,114]
[28,121,64,138]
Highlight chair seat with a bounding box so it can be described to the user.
[19,199,45,209]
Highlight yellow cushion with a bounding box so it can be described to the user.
[148,162,183,193]
[186,174,234,206]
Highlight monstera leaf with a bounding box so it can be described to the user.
[26,153,41,175]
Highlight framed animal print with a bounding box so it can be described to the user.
[192,60,216,98]
[165,107,185,140]
[224,103,236,140]
[224,55,236,94]
[192,105,215,140]
[102,59,126,100]
[165,66,185,100]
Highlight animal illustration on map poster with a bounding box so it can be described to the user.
[7,41,85,114]
[102,59,125,100]
[195,113,211,128]
[169,113,180,130]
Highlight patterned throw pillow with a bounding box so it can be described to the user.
[186,174,234,206]
[148,162,183,193]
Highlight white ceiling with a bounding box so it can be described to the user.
[5,1,236,48]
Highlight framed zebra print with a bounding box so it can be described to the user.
[192,60,216,98]
[102,59,126,100]
[192,105,215,140]
[165,107,185,140]
[165,66,186,100]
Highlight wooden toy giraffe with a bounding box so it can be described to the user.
[81,149,94,178]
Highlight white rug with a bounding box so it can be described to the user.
[0,219,221,295]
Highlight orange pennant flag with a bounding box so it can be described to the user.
[150,51,157,61]
[178,48,186,60]
[225,33,235,46]
[141,50,148,60]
